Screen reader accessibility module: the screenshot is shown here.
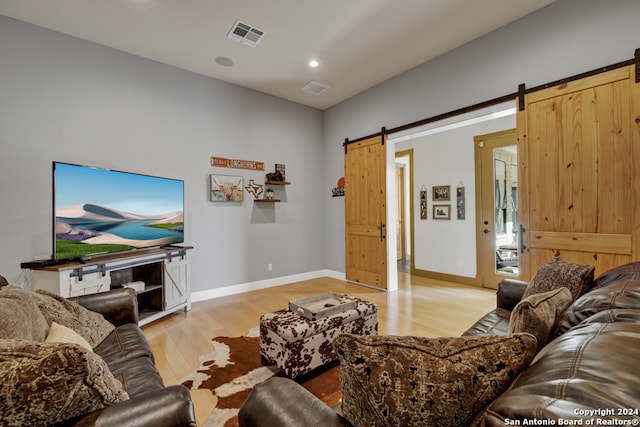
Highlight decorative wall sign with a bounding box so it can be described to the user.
[210,174,244,202]
[433,204,451,220]
[432,185,450,201]
[420,186,427,220]
[211,156,264,171]
[456,184,466,220]
[244,179,264,199]
[332,177,345,197]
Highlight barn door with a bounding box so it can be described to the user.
[344,134,388,289]
[518,65,640,280]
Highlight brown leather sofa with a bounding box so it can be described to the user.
[0,278,196,427]
[238,262,640,426]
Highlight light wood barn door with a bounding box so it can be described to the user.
[344,134,388,289]
[518,65,640,280]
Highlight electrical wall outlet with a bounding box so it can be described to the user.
[268,263,273,271]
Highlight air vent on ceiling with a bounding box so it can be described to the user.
[301,81,330,95]
[227,20,265,47]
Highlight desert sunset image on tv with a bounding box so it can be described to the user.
[54,162,184,260]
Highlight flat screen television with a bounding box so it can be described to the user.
[53,162,184,261]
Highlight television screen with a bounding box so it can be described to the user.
[53,162,184,260]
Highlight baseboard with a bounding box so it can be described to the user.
[410,268,478,287]
[190,269,346,302]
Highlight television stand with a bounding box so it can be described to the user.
[23,246,193,326]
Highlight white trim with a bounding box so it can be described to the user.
[388,101,516,144]
[190,269,346,302]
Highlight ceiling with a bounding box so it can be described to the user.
[0,0,556,110]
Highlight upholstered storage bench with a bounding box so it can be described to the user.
[259,296,377,378]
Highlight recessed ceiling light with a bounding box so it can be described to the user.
[308,60,319,68]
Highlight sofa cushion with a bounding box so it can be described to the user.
[482,322,640,426]
[93,324,163,398]
[591,261,640,290]
[94,324,155,366]
[509,287,573,352]
[0,339,128,426]
[523,257,595,301]
[554,279,640,337]
[33,289,115,348]
[0,285,49,341]
[581,308,640,324]
[107,352,165,398]
[334,333,537,427]
[461,309,510,336]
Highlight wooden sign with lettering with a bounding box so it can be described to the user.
[211,157,265,171]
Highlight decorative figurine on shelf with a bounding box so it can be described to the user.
[266,163,286,182]
[265,188,275,199]
[266,170,285,182]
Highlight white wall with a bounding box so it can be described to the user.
[0,16,326,294]
[323,0,640,274]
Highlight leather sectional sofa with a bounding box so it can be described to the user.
[238,260,640,426]
[0,277,196,427]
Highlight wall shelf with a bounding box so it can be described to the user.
[265,181,290,185]
[255,199,280,203]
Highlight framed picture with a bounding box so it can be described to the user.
[433,204,451,220]
[419,188,428,220]
[432,185,450,201]
[210,174,244,202]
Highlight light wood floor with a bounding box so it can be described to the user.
[141,272,496,426]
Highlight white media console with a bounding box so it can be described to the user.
[25,246,192,326]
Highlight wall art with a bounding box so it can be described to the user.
[244,179,264,199]
[432,185,450,201]
[420,187,427,220]
[211,156,264,171]
[456,185,466,220]
[210,174,244,202]
[433,204,451,220]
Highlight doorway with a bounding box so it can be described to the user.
[395,150,413,274]
[475,129,518,289]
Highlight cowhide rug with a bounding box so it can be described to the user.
[178,328,341,427]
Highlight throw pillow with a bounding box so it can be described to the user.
[0,285,49,342]
[334,333,537,427]
[45,321,93,352]
[0,339,128,425]
[523,257,595,301]
[32,289,115,348]
[509,287,573,352]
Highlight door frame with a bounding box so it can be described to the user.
[395,149,414,270]
[474,128,518,289]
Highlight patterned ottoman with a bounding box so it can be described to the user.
[259,296,378,378]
